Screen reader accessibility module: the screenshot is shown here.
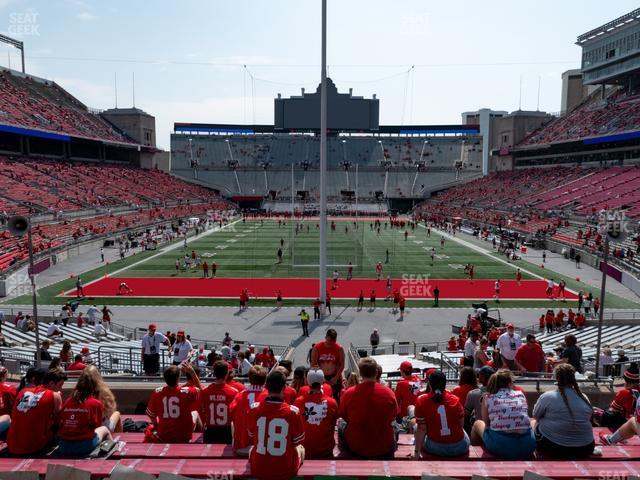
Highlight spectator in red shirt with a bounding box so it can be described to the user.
[0,366,16,437]
[7,368,66,455]
[338,357,399,458]
[58,368,115,456]
[294,368,339,459]
[608,364,640,426]
[67,354,87,371]
[515,334,546,374]
[415,370,470,457]
[311,329,345,401]
[145,365,201,443]
[452,367,477,407]
[248,370,305,480]
[200,361,240,444]
[230,365,268,456]
[394,361,423,419]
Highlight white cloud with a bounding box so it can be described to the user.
[76,11,97,21]
[50,77,114,109]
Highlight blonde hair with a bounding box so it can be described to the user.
[486,369,514,394]
[346,372,360,388]
[83,365,117,417]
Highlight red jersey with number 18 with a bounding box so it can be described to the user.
[199,383,239,428]
[146,385,199,442]
[248,400,305,480]
[229,385,267,450]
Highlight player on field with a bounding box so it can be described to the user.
[516,268,522,285]
[310,329,345,401]
[357,290,364,311]
[144,365,201,443]
[494,279,501,302]
[430,247,435,265]
[468,264,475,282]
[347,261,353,280]
[332,269,339,290]
[276,289,283,309]
[370,289,376,309]
[248,371,305,480]
[294,368,339,459]
[230,365,268,456]
[546,278,555,298]
[558,279,566,300]
[440,236,445,248]
[415,370,469,457]
[7,369,66,455]
[199,361,239,444]
[376,262,383,280]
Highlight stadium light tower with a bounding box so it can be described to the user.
[0,33,25,73]
[319,0,328,309]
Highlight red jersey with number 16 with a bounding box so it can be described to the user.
[248,400,305,480]
[146,385,199,442]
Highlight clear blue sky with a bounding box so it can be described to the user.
[0,0,638,149]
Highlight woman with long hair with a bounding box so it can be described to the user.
[59,340,73,366]
[57,366,120,456]
[470,369,536,459]
[474,338,491,370]
[80,365,122,432]
[413,370,470,457]
[291,366,308,394]
[452,367,478,407]
[532,364,594,458]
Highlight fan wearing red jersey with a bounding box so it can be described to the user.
[200,361,239,444]
[58,368,117,456]
[273,364,297,404]
[145,365,201,443]
[248,370,305,480]
[293,369,339,458]
[0,366,17,437]
[339,357,399,459]
[230,365,268,456]
[601,366,640,446]
[394,361,423,420]
[414,370,469,458]
[310,329,345,401]
[7,368,66,455]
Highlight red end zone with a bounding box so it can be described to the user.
[66,278,577,300]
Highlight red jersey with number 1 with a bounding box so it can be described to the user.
[414,390,465,444]
[230,385,267,450]
[199,383,239,428]
[146,385,199,442]
[248,400,305,480]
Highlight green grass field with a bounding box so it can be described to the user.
[5,219,640,308]
[120,219,537,281]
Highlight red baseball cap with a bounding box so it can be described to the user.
[177,331,185,336]
[398,361,413,372]
[506,323,515,329]
[148,323,157,330]
[81,346,89,354]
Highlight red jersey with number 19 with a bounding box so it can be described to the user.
[248,400,305,480]
[199,383,239,427]
[146,385,199,442]
[230,385,267,450]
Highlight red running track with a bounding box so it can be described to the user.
[67,277,577,300]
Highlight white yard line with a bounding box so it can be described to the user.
[418,224,579,295]
[63,218,243,295]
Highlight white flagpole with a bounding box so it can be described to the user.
[319,0,328,308]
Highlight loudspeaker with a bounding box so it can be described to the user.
[8,216,29,237]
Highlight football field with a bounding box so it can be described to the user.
[50,218,622,306]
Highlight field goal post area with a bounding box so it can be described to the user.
[289,220,366,274]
